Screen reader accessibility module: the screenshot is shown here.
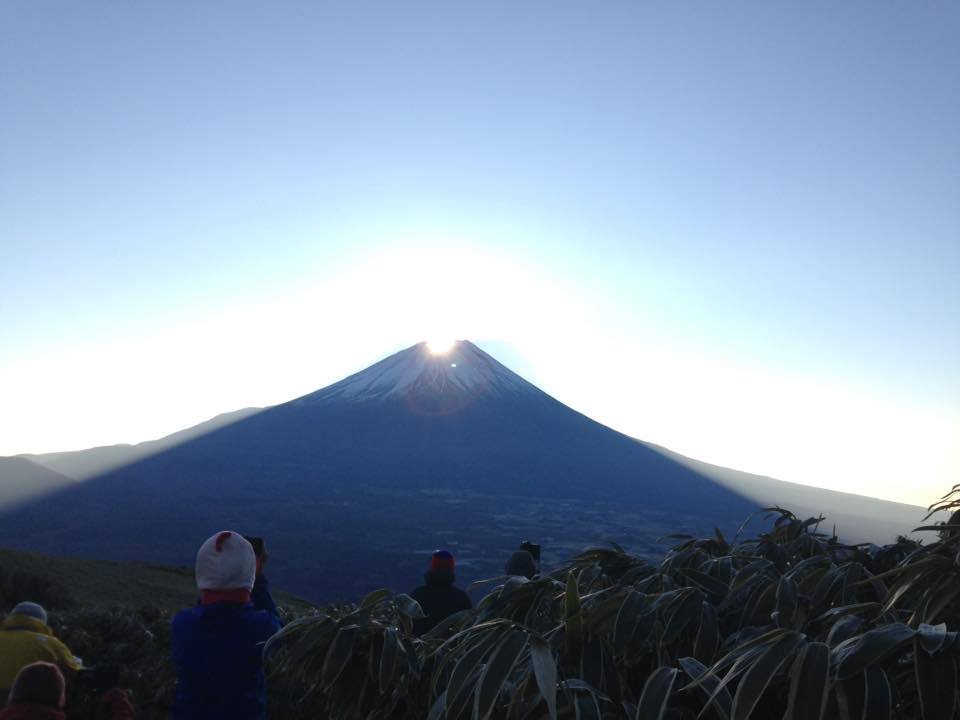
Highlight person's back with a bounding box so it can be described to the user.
[171,601,278,717]
[504,550,537,580]
[171,531,281,720]
[0,604,80,701]
[0,661,65,720]
[409,550,472,634]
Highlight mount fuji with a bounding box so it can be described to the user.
[0,341,924,601]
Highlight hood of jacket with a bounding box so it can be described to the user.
[1,615,52,636]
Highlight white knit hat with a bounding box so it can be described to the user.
[195,531,256,591]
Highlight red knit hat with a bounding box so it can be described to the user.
[8,661,66,708]
[430,549,455,572]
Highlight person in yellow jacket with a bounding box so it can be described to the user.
[0,603,81,702]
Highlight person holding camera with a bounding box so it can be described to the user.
[170,531,281,720]
[505,541,541,579]
[504,550,537,579]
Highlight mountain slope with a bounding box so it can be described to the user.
[645,443,926,542]
[17,407,261,481]
[0,457,76,508]
[0,341,924,600]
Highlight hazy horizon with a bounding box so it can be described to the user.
[2,3,958,507]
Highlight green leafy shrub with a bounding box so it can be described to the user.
[51,605,175,720]
[267,496,960,719]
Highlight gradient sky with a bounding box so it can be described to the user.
[1,2,957,507]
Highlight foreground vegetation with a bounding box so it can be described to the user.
[3,489,959,718]
[266,489,960,720]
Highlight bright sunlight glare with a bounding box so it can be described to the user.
[427,339,457,354]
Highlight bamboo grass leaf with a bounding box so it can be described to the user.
[916,622,948,655]
[775,576,798,628]
[427,690,447,720]
[693,601,720,665]
[473,631,529,720]
[832,624,915,680]
[263,614,332,659]
[445,624,511,709]
[360,588,393,610]
[529,635,558,720]
[813,603,880,625]
[662,588,704,644]
[565,571,583,656]
[635,667,677,720]
[915,640,958,720]
[912,524,960,533]
[379,626,400,694]
[613,590,647,656]
[321,625,358,689]
[920,576,960,625]
[683,568,731,598]
[827,616,865,648]
[731,631,806,720]
[575,691,602,720]
[394,593,426,619]
[862,666,892,720]
[678,657,731,720]
[785,642,829,720]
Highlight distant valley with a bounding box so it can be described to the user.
[0,341,926,602]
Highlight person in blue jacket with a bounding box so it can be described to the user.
[171,531,282,720]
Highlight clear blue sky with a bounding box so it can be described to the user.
[1,2,957,506]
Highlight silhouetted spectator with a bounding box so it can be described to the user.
[409,550,472,634]
[0,661,65,719]
[505,550,537,579]
[171,531,282,720]
[0,604,80,702]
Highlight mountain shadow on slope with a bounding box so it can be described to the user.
[0,342,759,600]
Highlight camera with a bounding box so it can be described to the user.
[244,536,265,557]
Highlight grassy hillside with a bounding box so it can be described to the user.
[0,546,314,613]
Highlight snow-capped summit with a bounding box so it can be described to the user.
[299,340,538,404]
[0,338,923,603]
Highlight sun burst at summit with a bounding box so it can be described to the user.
[427,339,457,354]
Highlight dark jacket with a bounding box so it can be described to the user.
[409,568,472,634]
[171,575,282,720]
[505,551,537,579]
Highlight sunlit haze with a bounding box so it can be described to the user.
[1,3,957,508]
[427,340,457,355]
